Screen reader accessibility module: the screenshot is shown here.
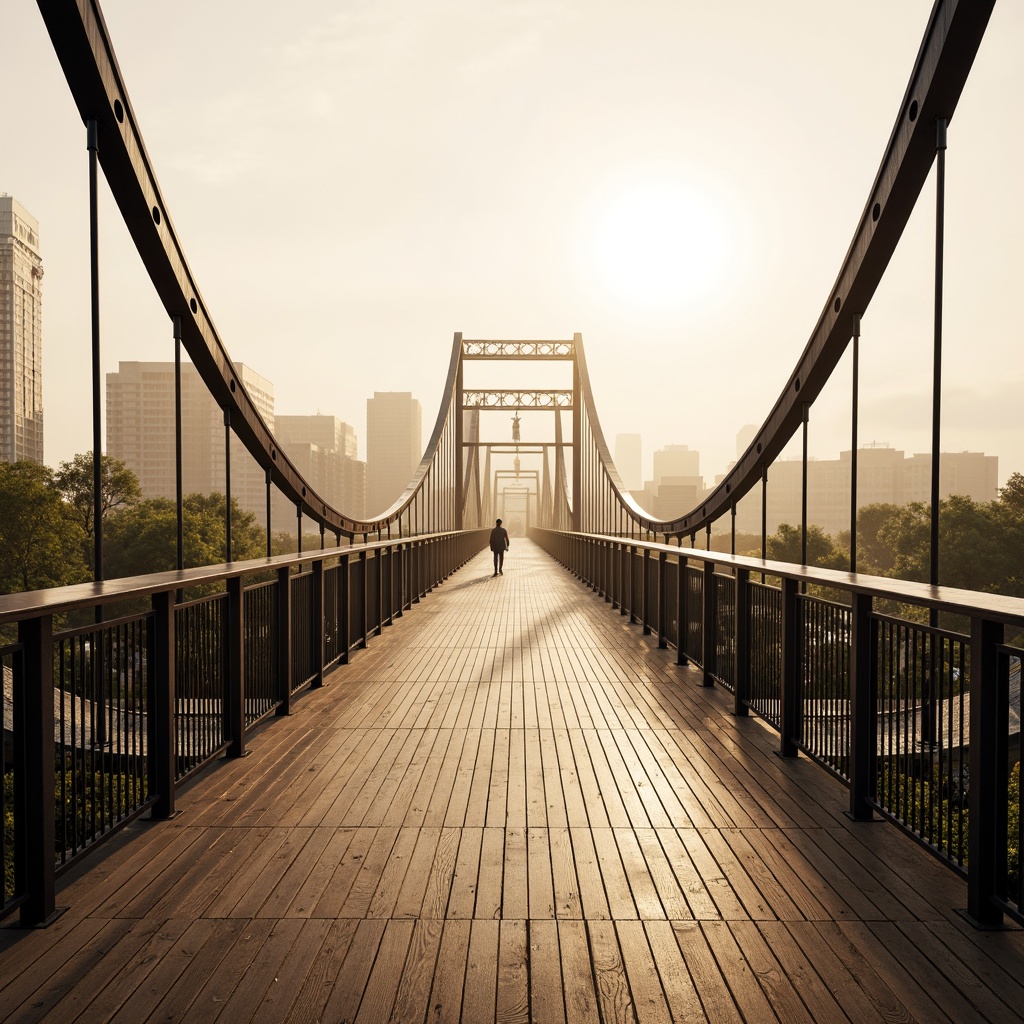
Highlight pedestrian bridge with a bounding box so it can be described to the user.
[4,540,1022,1022]
[5,0,1024,1019]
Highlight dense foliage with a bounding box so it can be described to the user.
[0,456,269,596]
[762,472,1024,600]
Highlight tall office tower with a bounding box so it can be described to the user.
[366,392,422,516]
[107,360,274,524]
[0,196,44,464]
[274,414,365,521]
[614,433,642,491]
[736,425,757,459]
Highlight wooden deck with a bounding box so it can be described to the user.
[3,540,1024,1023]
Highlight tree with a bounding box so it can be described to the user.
[104,498,178,579]
[103,491,267,580]
[0,461,88,594]
[54,453,142,572]
[855,503,902,576]
[766,523,846,570]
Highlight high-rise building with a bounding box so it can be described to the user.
[274,414,365,521]
[366,392,422,516]
[614,433,642,491]
[106,360,274,524]
[0,196,44,464]
[734,444,999,537]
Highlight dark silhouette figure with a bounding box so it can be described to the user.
[489,517,510,575]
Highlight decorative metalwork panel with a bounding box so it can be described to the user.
[462,390,573,409]
[462,341,574,359]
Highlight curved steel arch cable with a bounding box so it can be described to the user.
[565,0,994,540]
[37,0,460,539]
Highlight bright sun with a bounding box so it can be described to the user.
[588,181,731,314]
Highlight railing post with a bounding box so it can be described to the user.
[676,555,688,666]
[340,554,351,664]
[702,560,714,685]
[848,593,876,819]
[225,576,246,757]
[657,551,668,649]
[395,543,405,618]
[628,545,637,624]
[18,614,58,927]
[276,566,293,712]
[733,568,750,716]
[967,614,1005,927]
[642,549,652,635]
[611,541,620,611]
[778,577,800,757]
[311,558,325,687]
[149,591,177,816]
[619,544,628,616]
[360,549,369,648]
[377,548,385,634]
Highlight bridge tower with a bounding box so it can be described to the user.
[456,334,580,534]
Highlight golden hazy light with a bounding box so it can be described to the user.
[589,181,731,314]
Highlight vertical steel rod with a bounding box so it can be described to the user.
[801,403,809,568]
[265,468,272,557]
[172,317,184,572]
[930,118,947,599]
[87,118,103,585]
[223,407,233,561]
[850,315,861,573]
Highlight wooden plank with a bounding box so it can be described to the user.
[462,920,500,1022]
[427,919,472,1024]
[588,920,634,1024]
[496,919,529,1024]
[528,826,556,919]
[569,827,611,920]
[320,918,387,1023]
[557,920,602,1024]
[353,919,416,1023]
[503,826,530,920]
[285,918,360,1024]
[701,920,780,1023]
[475,827,507,920]
[179,918,303,1024]
[615,920,673,1024]
[447,827,484,919]
[612,828,666,920]
[366,826,422,919]
[530,919,567,1024]
[727,919,817,1023]
[1,918,139,1022]
[390,919,445,1024]
[670,922,743,1023]
[248,919,335,1024]
[643,920,706,1022]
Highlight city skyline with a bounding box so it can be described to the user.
[3,3,1023,495]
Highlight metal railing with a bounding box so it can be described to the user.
[532,527,1024,929]
[1,528,486,927]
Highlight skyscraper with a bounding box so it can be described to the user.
[614,433,642,491]
[0,196,44,464]
[106,360,273,524]
[366,392,422,516]
[274,414,365,521]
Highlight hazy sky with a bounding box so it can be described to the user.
[4,1,1023,496]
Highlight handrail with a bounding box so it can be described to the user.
[533,525,1022,928]
[2,526,489,926]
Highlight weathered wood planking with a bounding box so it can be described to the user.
[3,540,1024,1023]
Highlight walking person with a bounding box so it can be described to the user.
[489,518,510,576]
